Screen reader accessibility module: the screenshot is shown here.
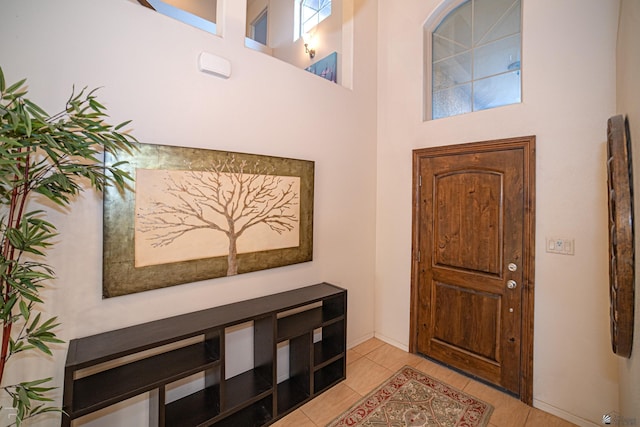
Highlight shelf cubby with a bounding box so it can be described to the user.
[314,320,345,367]
[223,369,273,411]
[212,395,273,427]
[314,358,345,394]
[72,341,219,417]
[165,384,221,426]
[276,333,311,415]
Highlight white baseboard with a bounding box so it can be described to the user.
[347,332,375,349]
[373,332,409,352]
[533,399,601,427]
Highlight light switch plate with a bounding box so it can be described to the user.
[546,237,575,255]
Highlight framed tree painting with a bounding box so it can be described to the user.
[103,142,314,297]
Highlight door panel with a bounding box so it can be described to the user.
[432,283,500,362]
[434,170,502,275]
[410,137,535,403]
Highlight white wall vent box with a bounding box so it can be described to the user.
[198,52,231,79]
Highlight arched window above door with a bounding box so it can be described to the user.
[425,0,522,120]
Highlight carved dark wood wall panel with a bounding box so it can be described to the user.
[606,114,635,358]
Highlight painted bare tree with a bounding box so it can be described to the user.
[136,157,299,275]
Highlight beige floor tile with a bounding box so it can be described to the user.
[410,356,443,375]
[300,383,360,426]
[350,337,385,356]
[463,380,531,427]
[413,359,471,390]
[275,338,573,427]
[344,356,393,395]
[525,408,578,426]
[272,408,317,427]
[346,348,363,365]
[365,343,424,372]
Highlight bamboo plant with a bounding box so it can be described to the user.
[0,67,136,425]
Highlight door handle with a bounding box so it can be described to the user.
[507,280,517,289]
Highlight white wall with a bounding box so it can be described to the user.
[617,0,640,423]
[376,1,620,425]
[0,0,378,425]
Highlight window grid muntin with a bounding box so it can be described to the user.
[301,0,332,36]
[430,0,521,120]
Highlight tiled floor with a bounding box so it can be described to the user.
[273,338,577,427]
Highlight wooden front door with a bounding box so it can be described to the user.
[410,136,535,404]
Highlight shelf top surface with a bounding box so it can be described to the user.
[66,282,345,368]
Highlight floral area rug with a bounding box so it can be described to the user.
[326,366,493,427]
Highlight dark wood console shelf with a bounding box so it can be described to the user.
[62,282,346,426]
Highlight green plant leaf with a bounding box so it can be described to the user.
[26,339,52,356]
[25,312,41,334]
[18,301,29,321]
[22,98,48,118]
[23,107,32,137]
[1,294,17,318]
[114,119,132,130]
[4,78,26,96]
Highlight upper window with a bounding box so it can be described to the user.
[140,0,218,35]
[300,0,332,36]
[250,8,269,46]
[428,0,521,120]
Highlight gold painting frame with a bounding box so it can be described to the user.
[103,142,314,298]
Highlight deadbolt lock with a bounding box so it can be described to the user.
[508,263,518,272]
